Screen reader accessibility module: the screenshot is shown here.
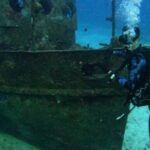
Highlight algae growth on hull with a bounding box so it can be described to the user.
[0,94,127,150]
[0,48,129,149]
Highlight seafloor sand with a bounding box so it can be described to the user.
[122,104,150,150]
[0,133,39,150]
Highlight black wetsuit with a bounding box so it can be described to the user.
[114,46,150,137]
[114,47,149,92]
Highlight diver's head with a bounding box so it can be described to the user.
[119,26,140,51]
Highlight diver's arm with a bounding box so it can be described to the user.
[115,59,128,73]
[114,49,131,73]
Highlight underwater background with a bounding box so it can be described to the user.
[76,0,150,48]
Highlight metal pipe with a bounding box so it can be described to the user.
[112,0,116,37]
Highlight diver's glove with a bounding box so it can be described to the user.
[107,70,116,81]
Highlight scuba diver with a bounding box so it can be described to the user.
[81,25,150,135]
[108,26,150,137]
[108,26,150,106]
[82,26,150,106]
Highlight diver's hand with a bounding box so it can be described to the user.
[107,70,116,81]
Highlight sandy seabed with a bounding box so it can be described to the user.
[122,104,150,150]
[0,133,39,150]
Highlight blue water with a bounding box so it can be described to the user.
[76,0,150,48]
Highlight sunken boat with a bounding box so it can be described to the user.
[0,0,149,149]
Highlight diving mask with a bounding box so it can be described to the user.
[119,26,140,51]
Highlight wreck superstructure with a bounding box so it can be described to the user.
[0,0,76,50]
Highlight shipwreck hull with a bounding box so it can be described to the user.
[0,48,130,150]
[0,49,117,95]
[0,47,150,95]
[0,47,150,149]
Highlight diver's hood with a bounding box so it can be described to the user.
[119,26,140,51]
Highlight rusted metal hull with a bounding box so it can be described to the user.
[0,49,112,95]
[0,47,149,96]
